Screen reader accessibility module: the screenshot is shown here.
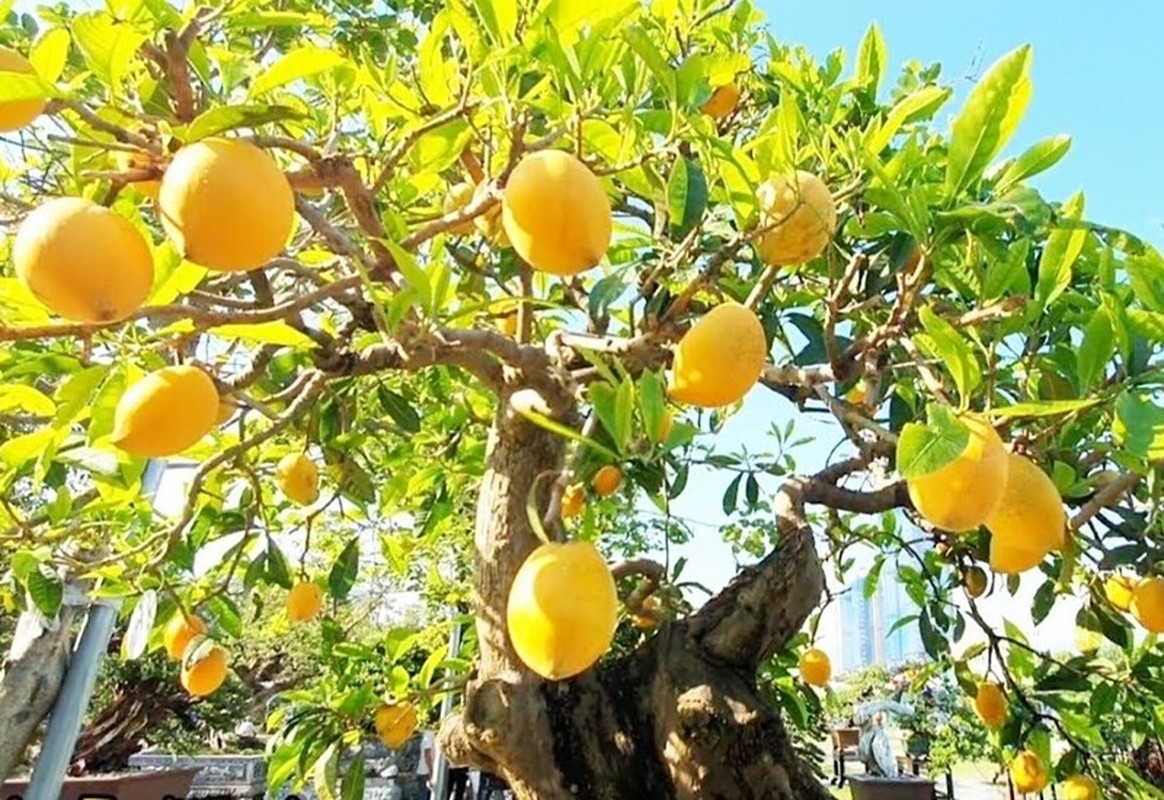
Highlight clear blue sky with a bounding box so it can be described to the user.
[661,1,1164,597]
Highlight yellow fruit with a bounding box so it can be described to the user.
[964,566,988,598]
[1131,576,1164,633]
[114,149,162,199]
[906,415,1009,532]
[286,581,323,623]
[1010,751,1049,795]
[1105,575,1138,611]
[592,465,623,497]
[13,197,154,323]
[158,138,294,272]
[845,380,869,406]
[974,681,1007,730]
[655,409,674,443]
[216,400,235,426]
[443,181,476,235]
[990,538,1048,576]
[276,452,320,506]
[0,46,46,132]
[180,644,228,697]
[163,613,206,660]
[668,302,767,408]
[111,365,220,458]
[473,182,510,247]
[506,541,618,680]
[701,82,741,119]
[501,150,612,275]
[374,701,418,749]
[985,453,1066,556]
[1062,774,1101,800]
[500,310,519,336]
[755,170,837,266]
[799,648,831,687]
[631,595,661,630]
[561,483,584,519]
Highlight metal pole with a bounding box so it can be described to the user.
[25,459,167,800]
[431,617,464,800]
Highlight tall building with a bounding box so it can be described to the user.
[837,569,925,673]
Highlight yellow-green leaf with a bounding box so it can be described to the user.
[0,384,56,416]
[250,47,347,97]
[210,321,316,347]
[0,279,52,324]
[30,28,71,84]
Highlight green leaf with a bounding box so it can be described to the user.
[205,595,243,639]
[312,741,340,800]
[123,589,156,660]
[377,386,421,434]
[30,28,71,84]
[328,538,359,600]
[0,384,56,416]
[613,378,635,453]
[985,398,1100,418]
[468,0,517,44]
[1031,579,1056,625]
[340,756,365,800]
[265,542,293,590]
[996,134,1071,192]
[623,25,674,97]
[56,446,120,476]
[0,72,55,104]
[895,405,970,479]
[1114,391,1164,462]
[1126,250,1164,312]
[866,85,951,154]
[184,104,306,141]
[515,408,619,461]
[916,306,981,400]
[0,428,55,470]
[1076,307,1113,392]
[72,11,146,92]
[384,240,432,316]
[722,473,741,515]
[945,45,1033,196]
[666,156,708,237]
[210,321,316,348]
[590,381,627,455]
[250,47,346,96]
[1127,309,1164,344]
[637,370,666,445]
[27,564,62,618]
[855,22,887,96]
[1034,191,1087,311]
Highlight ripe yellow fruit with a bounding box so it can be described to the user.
[0,46,46,132]
[180,644,228,697]
[701,82,741,119]
[985,452,1066,558]
[1105,574,1138,611]
[1010,751,1049,795]
[500,310,519,336]
[473,181,510,247]
[906,415,1009,532]
[755,170,837,266]
[443,181,476,235]
[14,197,154,323]
[163,613,206,660]
[631,595,661,630]
[374,701,418,749]
[845,379,869,406]
[799,648,831,687]
[1131,576,1164,633]
[276,452,320,506]
[111,365,219,458]
[668,302,767,408]
[964,566,988,598]
[973,681,1007,730]
[561,483,584,519]
[114,149,162,199]
[506,541,618,680]
[990,538,1048,576]
[286,581,323,623]
[592,465,623,497]
[158,138,294,272]
[502,150,612,275]
[1062,774,1101,800]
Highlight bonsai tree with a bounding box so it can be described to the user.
[1,1,1163,798]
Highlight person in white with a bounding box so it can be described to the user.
[418,730,436,799]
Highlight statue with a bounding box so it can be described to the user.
[853,697,916,777]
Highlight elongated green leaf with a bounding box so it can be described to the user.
[866,85,951,154]
[916,306,981,399]
[946,45,1033,196]
[377,386,421,434]
[855,22,887,96]
[265,542,293,590]
[312,741,340,800]
[1126,250,1164,312]
[185,104,306,141]
[72,11,146,91]
[895,405,970,479]
[1034,191,1086,311]
[1077,307,1113,392]
[996,134,1071,191]
[27,564,63,618]
[211,321,316,347]
[1114,391,1164,461]
[328,539,359,600]
[986,398,1100,418]
[468,0,517,44]
[385,241,432,315]
[30,28,70,84]
[623,26,674,97]
[513,407,619,461]
[250,48,346,96]
[1127,309,1164,344]
[613,378,635,453]
[666,156,708,237]
[340,756,365,800]
[0,384,55,416]
[123,589,156,660]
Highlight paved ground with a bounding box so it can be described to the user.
[829,760,1024,799]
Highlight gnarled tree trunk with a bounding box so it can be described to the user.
[438,401,892,799]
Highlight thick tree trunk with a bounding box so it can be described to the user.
[0,606,78,783]
[439,403,852,799]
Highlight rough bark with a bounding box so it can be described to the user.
[434,404,909,800]
[0,606,78,783]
